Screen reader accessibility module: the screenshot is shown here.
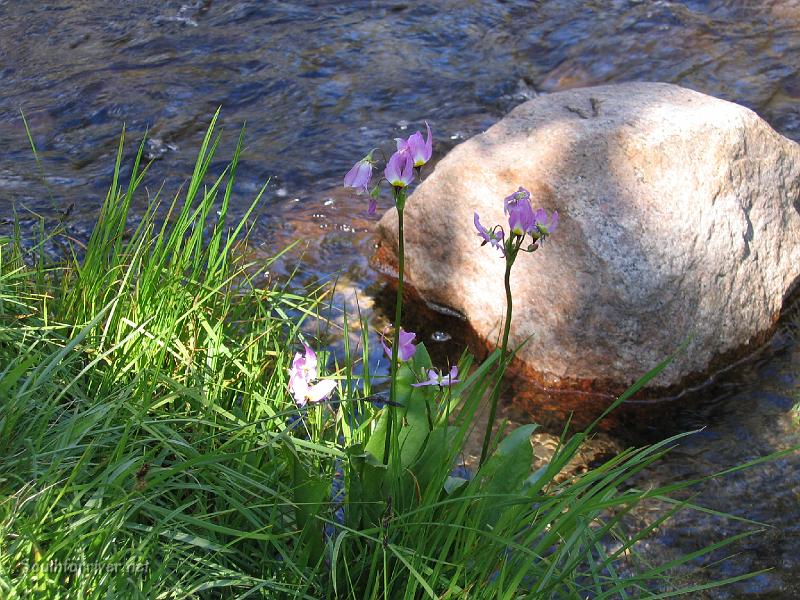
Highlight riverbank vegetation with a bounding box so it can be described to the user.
[0,117,774,598]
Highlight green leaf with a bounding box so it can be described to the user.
[364,405,390,461]
[395,343,435,468]
[365,343,434,470]
[479,424,537,497]
[410,424,460,496]
[283,438,330,566]
[346,443,387,528]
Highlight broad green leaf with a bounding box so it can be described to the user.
[346,443,387,528]
[479,424,537,497]
[364,405,390,461]
[410,424,460,496]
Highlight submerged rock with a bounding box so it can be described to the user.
[373,82,800,402]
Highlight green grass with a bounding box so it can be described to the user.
[0,116,781,598]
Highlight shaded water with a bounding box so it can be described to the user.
[1,1,799,596]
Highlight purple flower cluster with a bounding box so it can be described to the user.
[474,186,558,257]
[343,123,433,214]
[288,344,337,407]
[504,187,558,238]
[380,328,459,388]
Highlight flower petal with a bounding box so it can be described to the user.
[302,344,318,379]
[424,121,432,160]
[307,379,337,404]
[411,370,438,387]
[381,335,392,360]
[344,159,372,193]
[290,376,309,407]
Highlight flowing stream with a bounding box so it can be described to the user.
[1,1,799,596]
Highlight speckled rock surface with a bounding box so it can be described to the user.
[374,82,800,396]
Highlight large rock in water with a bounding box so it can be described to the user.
[374,82,800,403]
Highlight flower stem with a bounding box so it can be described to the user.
[479,245,515,466]
[383,193,405,465]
